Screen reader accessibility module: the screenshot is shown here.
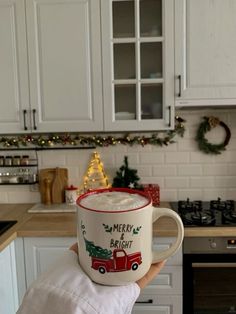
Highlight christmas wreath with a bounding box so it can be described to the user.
[196,116,231,155]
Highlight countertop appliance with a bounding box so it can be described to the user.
[170,197,236,227]
[170,198,236,314]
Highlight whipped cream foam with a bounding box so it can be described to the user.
[80,191,149,211]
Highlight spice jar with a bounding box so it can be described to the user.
[0,156,4,166]
[21,155,29,165]
[65,185,78,205]
[13,155,21,165]
[4,156,12,166]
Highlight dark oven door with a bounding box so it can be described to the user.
[183,254,236,314]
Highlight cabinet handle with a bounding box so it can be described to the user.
[168,106,171,127]
[32,109,37,130]
[177,75,181,97]
[135,299,153,304]
[23,109,28,130]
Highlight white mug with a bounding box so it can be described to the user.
[77,188,184,286]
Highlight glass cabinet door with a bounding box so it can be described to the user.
[102,0,174,131]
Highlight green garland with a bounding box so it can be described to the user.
[0,116,185,149]
[196,116,231,155]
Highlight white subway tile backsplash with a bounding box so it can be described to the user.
[177,139,198,152]
[152,143,177,152]
[190,177,215,188]
[127,144,152,152]
[141,177,164,187]
[228,138,236,150]
[135,166,152,177]
[165,177,189,188]
[226,188,236,199]
[40,150,66,167]
[178,189,203,200]
[8,187,40,203]
[139,152,164,164]
[153,165,177,176]
[1,110,236,203]
[203,164,228,175]
[178,164,202,176]
[228,164,236,175]
[215,176,236,188]
[0,191,8,203]
[227,151,236,162]
[190,152,215,163]
[160,190,178,202]
[165,152,190,164]
[202,189,227,201]
[115,153,139,165]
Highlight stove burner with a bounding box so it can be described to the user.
[183,210,216,226]
[178,198,202,211]
[171,198,236,227]
[210,197,234,211]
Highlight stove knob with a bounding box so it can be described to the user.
[210,241,217,249]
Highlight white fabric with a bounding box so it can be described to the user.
[17,250,140,314]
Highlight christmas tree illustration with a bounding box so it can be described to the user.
[84,238,112,259]
[82,152,110,191]
[112,156,143,189]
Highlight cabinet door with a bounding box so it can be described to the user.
[132,295,182,314]
[102,0,175,131]
[141,266,182,296]
[0,0,30,134]
[175,0,236,107]
[23,237,76,287]
[26,0,103,132]
[0,242,19,314]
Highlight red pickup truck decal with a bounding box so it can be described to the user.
[91,249,142,274]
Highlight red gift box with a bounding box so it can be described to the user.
[143,184,160,206]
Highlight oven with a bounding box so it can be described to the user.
[170,198,236,314]
[183,237,236,314]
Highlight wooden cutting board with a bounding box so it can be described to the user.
[39,168,68,204]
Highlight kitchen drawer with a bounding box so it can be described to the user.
[132,295,182,314]
[153,237,182,265]
[141,266,182,295]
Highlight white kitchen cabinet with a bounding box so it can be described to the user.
[0,0,29,133]
[0,0,103,134]
[101,0,175,131]
[175,0,236,107]
[0,241,19,314]
[22,237,182,314]
[132,237,182,314]
[132,296,182,314]
[23,237,76,287]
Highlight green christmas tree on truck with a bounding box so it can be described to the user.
[84,237,112,259]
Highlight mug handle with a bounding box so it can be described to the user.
[152,207,184,263]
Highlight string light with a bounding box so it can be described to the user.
[0,117,185,149]
[79,152,111,194]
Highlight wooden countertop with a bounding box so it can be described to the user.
[1,203,236,252]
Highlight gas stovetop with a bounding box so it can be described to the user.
[170,198,236,227]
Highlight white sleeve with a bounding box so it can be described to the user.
[17,250,140,314]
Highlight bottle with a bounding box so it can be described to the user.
[0,156,4,166]
[4,156,12,166]
[21,155,29,165]
[13,155,21,166]
[65,185,78,205]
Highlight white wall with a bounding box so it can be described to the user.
[1,109,236,203]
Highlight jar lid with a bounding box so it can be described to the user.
[65,185,78,191]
